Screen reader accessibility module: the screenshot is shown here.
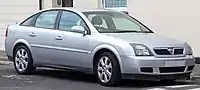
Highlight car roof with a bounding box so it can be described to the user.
[18,8,124,25]
[40,7,119,13]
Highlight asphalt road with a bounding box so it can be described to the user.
[1,61,200,90]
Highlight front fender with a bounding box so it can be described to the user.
[91,44,124,73]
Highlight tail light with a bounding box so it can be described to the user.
[5,25,9,38]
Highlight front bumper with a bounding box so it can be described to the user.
[121,55,195,80]
[122,72,191,80]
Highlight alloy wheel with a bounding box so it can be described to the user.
[15,48,28,72]
[97,56,112,83]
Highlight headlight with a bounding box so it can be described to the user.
[131,44,153,56]
[185,43,193,55]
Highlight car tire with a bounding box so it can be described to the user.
[13,45,36,75]
[95,52,121,86]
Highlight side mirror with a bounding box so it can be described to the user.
[71,26,87,35]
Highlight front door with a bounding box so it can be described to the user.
[53,10,92,69]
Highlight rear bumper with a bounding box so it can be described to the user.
[122,72,191,80]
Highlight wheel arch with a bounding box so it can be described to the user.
[12,39,32,57]
[92,44,124,73]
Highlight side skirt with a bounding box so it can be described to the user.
[34,63,94,75]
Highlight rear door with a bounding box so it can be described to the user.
[28,10,59,64]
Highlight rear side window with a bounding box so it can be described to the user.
[20,14,37,26]
[35,11,59,29]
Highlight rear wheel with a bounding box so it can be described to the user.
[13,45,36,74]
[95,52,121,86]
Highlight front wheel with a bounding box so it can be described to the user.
[95,52,121,86]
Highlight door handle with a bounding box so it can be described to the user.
[55,36,62,40]
[29,32,36,37]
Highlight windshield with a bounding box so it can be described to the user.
[83,11,153,33]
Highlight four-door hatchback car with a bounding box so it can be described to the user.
[5,8,195,86]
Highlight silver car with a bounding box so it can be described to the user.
[4,8,195,86]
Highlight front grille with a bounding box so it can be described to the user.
[154,48,184,55]
[154,49,171,55]
[140,67,153,73]
[159,66,186,73]
[174,49,184,54]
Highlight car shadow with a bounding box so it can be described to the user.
[34,68,196,88]
[119,80,195,88]
[35,68,97,84]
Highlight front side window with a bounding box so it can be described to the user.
[35,11,58,29]
[59,11,88,32]
[83,11,152,33]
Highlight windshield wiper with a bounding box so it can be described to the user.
[140,31,153,33]
[117,31,140,33]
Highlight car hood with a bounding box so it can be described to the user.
[102,33,185,47]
